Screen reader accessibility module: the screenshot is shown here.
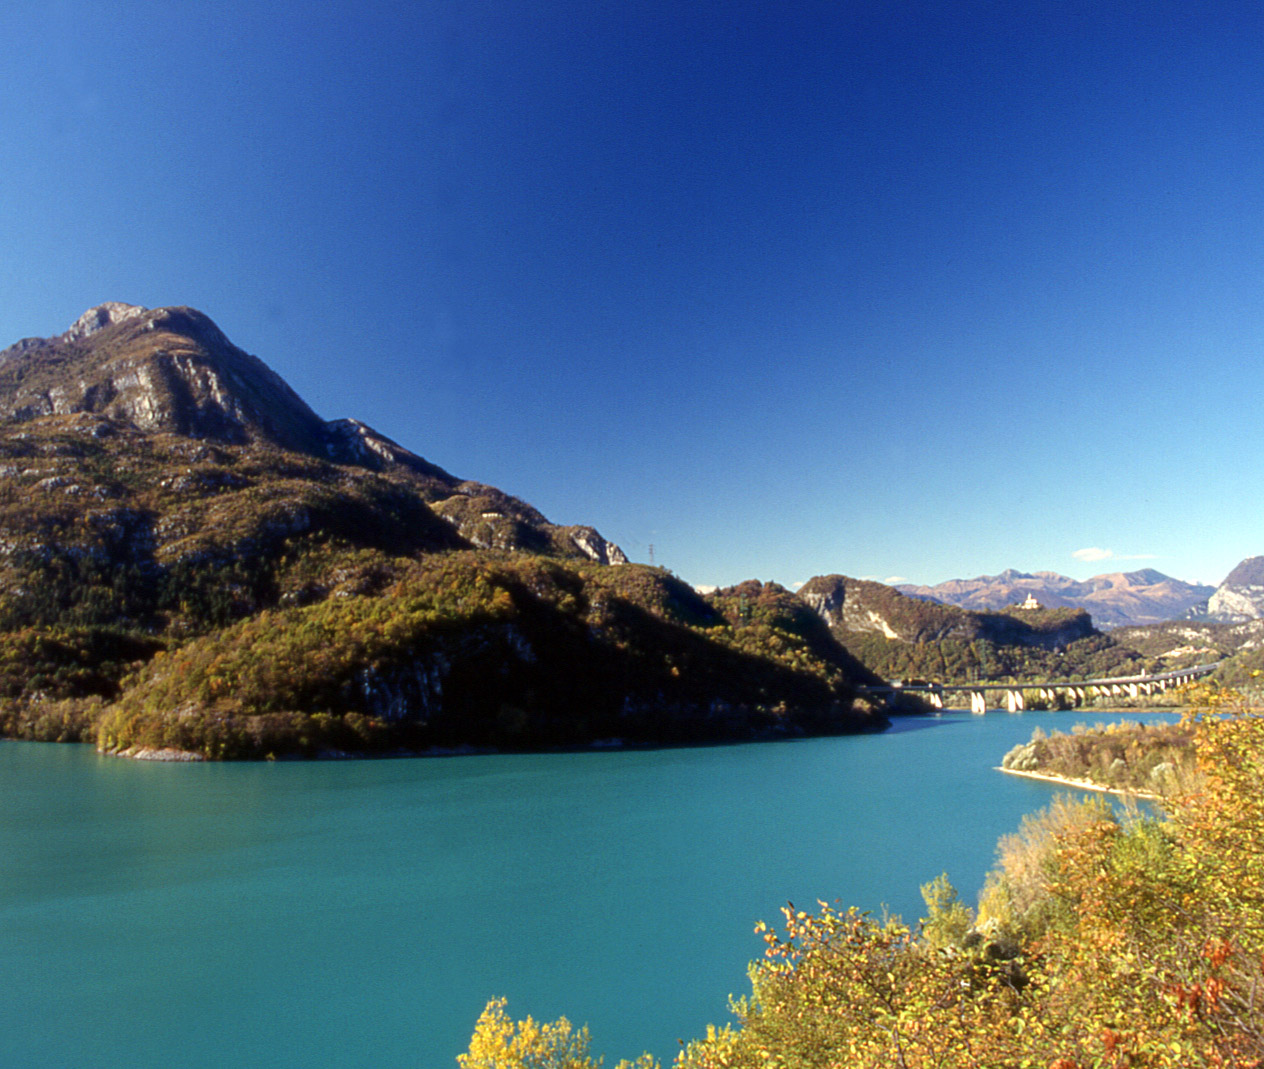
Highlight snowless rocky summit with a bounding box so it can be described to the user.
[0,303,628,566]
[1207,557,1264,622]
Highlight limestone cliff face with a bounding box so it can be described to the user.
[1207,557,1264,621]
[564,526,629,565]
[799,575,943,640]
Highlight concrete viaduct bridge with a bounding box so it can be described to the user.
[859,663,1222,715]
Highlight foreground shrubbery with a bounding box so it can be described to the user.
[469,692,1264,1068]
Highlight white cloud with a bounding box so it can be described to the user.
[1073,547,1115,562]
[884,576,909,585]
[1073,547,1159,563]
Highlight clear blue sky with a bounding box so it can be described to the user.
[1,1,1259,589]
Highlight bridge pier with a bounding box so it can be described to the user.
[970,691,987,715]
[1006,690,1025,713]
[927,690,944,710]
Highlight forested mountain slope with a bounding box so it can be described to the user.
[0,305,883,756]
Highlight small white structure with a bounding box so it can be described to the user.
[1017,593,1041,610]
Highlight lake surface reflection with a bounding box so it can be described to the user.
[0,709,1176,1067]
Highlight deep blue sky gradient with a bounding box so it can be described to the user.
[2,1,1261,588]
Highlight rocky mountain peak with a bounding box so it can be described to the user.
[0,303,327,453]
[0,303,461,481]
[1207,556,1264,622]
[0,303,627,566]
[1221,556,1264,588]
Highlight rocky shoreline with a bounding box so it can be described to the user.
[111,746,206,762]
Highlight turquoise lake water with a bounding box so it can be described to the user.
[0,709,1176,1067]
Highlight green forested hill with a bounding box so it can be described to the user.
[798,573,1152,684]
[1110,619,1264,699]
[96,561,881,759]
[0,306,883,755]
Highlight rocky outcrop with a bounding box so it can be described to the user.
[800,574,977,641]
[1207,557,1264,622]
[897,568,1214,629]
[321,418,456,483]
[566,526,629,566]
[61,302,149,341]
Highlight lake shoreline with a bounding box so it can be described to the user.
[997,765,1160,800]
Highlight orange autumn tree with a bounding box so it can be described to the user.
[459,997,658,1069]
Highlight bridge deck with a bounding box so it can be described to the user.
[858,662,1221,696]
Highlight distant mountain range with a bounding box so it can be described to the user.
[896,568,1215,629]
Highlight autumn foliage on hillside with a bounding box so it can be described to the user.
[841,628,1150,686]
[795,573,1157,686]
[0,414,886,756]
[92,557,881,759]
[470,693,1264,1068]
